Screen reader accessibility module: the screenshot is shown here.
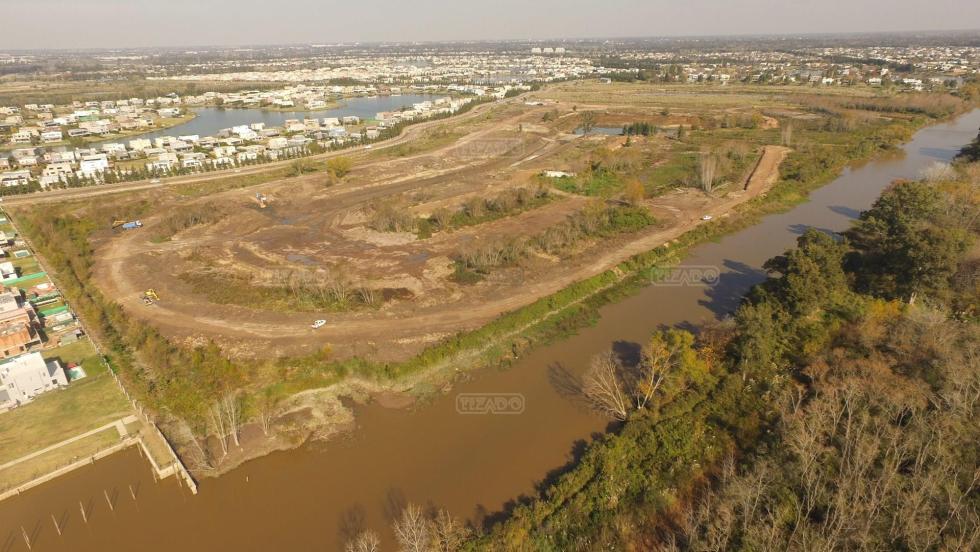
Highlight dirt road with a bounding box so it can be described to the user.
[92,130,790,360]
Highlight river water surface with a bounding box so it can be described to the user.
[2,110,978,551]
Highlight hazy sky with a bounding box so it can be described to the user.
[2,0,978,50]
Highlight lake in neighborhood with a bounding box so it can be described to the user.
[93,94,440,146]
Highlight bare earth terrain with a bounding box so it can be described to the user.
[88,94,789,361]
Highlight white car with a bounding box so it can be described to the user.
[150,178,161,184]
[311,319,326,329]
[701,215,713,221]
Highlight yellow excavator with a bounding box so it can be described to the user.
[255,192,268,209]
[141,289,160,305]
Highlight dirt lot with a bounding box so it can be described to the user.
[91,93,790,362]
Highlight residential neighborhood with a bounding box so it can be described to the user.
[0,86,492,192]
[0,212,84,412]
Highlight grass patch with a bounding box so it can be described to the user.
[42,338,102,371]
[0,368,130,465]
[0,428,122,492]
[554,169,624,197]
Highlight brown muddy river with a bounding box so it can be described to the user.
[2,110,979,551]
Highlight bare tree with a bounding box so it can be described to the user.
[207,402,229,457]
[345,531,381,552]
[781,120,794,146]
[257,389,279,437]
[393,503,431,552]
[431,509,469,552]
[921,161,955,182]
[698,150,719,193]
[174,418,215,471]
[635,335,674,409]
[221,391,242,449]
[581,111,597,134]
[583,353,630,420]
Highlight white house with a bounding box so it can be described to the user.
[129,138,152,151]
[0,261,16,280]
[267,137,288,150]
[79,154,109,176]
[101,143,127,156]
[146,152,178,172]
[0,170,31,187]
[232,125,259,140]
[0,352,67,410]
[212,145,237,159]
[9,131,34,144]
[40,130,63,143]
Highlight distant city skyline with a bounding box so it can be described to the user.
[1,0,979,50]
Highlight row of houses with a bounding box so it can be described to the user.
[0,219,81,411]
[1,94,477,188]
[1,101,184,149]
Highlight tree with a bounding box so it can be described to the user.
[327,156,353,178]
[922,161,955,182]
[698,150,718,192]
[583,352,630,420]
[954,127,980,162]
[580,111,597,134]
[221,391,242,448]
[846,180,969,303]
[634,333,674,409]
[624,179,645,205]
[393,503,431,552]
[345,531,380,552]
[431,509,469,552]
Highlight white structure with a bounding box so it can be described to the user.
[542,170,575,178]
[0,352,66,410]
[79,153,109,176]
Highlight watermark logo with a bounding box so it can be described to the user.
[455,138,525,159]
[648,265,721,286]
[456,393,526,415]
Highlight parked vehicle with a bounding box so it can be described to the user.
[311,319,326,329]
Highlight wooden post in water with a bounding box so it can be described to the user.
[79,501,88,524]
[103,489,114,512]
[20,526,31,550]
[51,513,62,536]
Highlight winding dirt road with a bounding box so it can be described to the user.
[92,131,790,360]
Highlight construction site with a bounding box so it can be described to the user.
[84,82,799,362]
